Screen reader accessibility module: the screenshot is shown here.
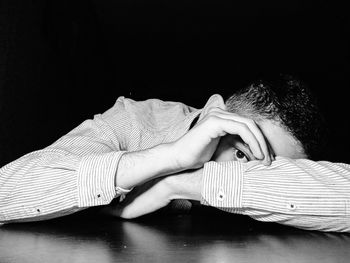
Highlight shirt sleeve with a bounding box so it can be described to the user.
[0,97,132,224]
[201,156,350,232]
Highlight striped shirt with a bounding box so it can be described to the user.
[1,96,350,232]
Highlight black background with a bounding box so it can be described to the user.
[0,0,349,166]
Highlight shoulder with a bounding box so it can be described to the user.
[109,96,197,130]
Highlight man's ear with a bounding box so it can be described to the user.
[200,94,226,118]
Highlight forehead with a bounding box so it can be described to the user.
[258,120,306,159]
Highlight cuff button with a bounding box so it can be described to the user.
[217,190,226,201]
[287,203,297,210]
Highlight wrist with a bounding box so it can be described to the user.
[159,142,185,173]
[164,168,202,201]
[115,143,184,190]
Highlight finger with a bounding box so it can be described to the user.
[207,111,266,161]
[209,110,272,165]
[215,118,265,161]
[229,115,271,165]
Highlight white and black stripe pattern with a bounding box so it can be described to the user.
[1,96,350,232]
[202,156,350,232]
[0,97,200,224]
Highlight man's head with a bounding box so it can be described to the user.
[211,74,326,163]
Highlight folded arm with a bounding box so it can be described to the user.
[201,157,350,232]
[108,157,350,233]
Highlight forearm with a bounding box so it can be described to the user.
[0,149,124,224]
[101,167,203,219]
[201,157,350,232]
[0,151,80,223]
[116,142,182,190]
[166,168,202,201]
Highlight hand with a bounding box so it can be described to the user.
[172,107,272,170]
[102,169,202,219]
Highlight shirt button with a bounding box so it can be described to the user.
[287,203,297,210]
[96,189,103,198]
[217,190,226,201]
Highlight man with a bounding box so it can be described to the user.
[0,75,349,232]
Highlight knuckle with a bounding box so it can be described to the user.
[247,119,256,126]
[214,106,225,112]
[207,114,219,122]
[241,117,255,127]
[206,107,223,117]
[209,106,221,112]
[206,107,217,116]
[238,122,249,131]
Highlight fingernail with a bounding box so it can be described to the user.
[259,152,265,160]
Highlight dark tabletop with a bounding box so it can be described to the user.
[1,208,350,263]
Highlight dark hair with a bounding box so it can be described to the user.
[225,74,327,160]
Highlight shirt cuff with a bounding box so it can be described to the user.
[201,161,245,209]
[77,151,126,207]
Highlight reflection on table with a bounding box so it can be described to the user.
[1,208,350,263]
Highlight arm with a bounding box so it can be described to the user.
[99,106,277,219]
[0,98,130,223]
[0,98,180,224]
[105,157,350,233]
[0,97,268,224]
[201,157,350,232]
